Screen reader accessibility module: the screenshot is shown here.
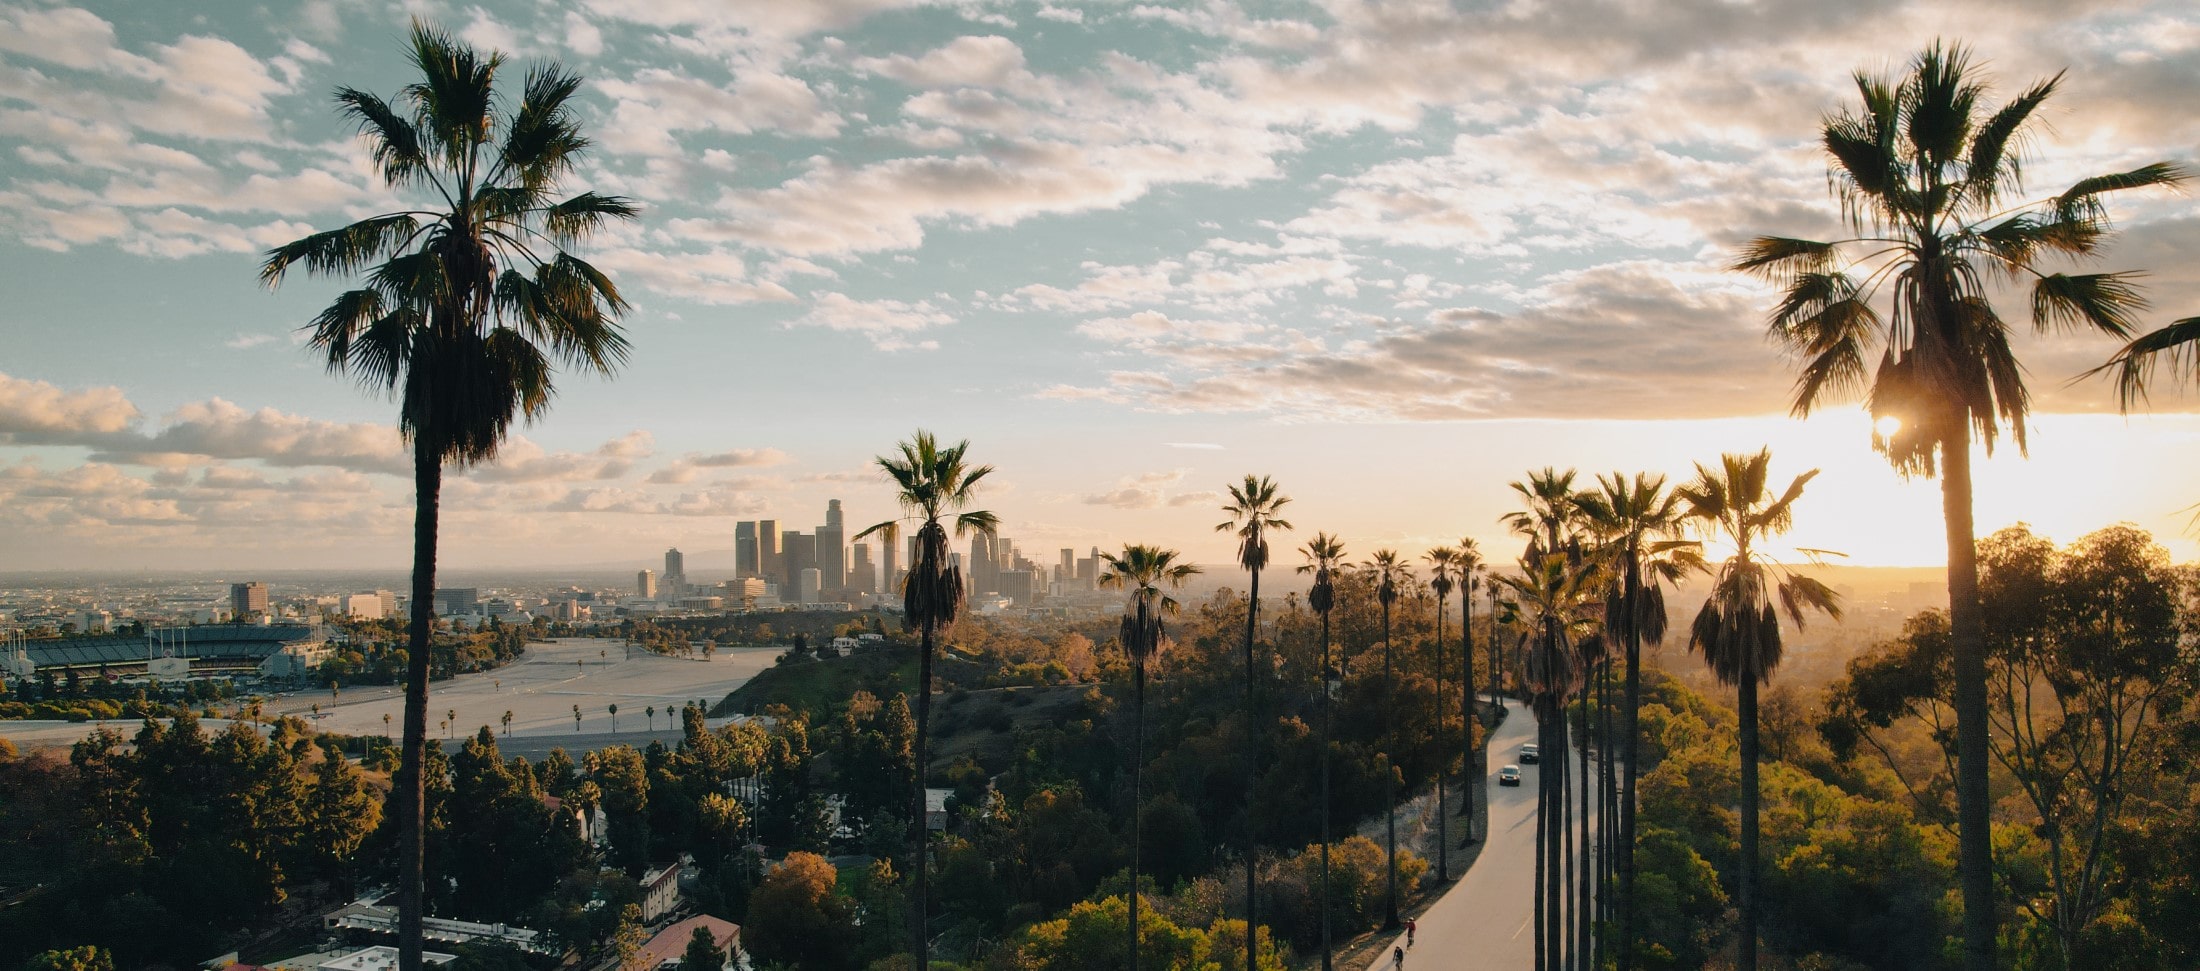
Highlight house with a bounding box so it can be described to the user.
[925,787,952,831]
[639,854,692,922]
[633,915,742,971]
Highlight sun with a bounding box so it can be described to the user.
[1874,415,1903,438]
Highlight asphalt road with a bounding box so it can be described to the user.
[1363,698,1597,970]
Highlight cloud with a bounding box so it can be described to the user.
[1079,469,1209,510]
[691,448,792,468]
[793,292,954,350]
[856,35,1029,89]
[0,372,142,444]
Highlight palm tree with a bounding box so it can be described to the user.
[573,705,581,732]
[259,23,635,971]
[1362,549,1412,929]
[1734,44,2184,968]
[1455,538,1485,846]
[853,431,997,971]
[1215,473,1293,964]
[1678,450,1842,971]
[501,710,512,737]
[1577,473,1697,970]
[646,705,656,732]
[608,703,618,733]
[1502,468,1587,971]
[1497,547,1601,971]
[1425,547,1458,882]
[1099,544,1200,971]
[1297,532,1348,971]
[383,712,392,741]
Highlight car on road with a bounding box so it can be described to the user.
[1499,765,1523,787]
[1519,742,1540,764]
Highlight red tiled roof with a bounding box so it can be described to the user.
[636,915,740,969]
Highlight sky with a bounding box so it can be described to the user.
[1,0,2198,574]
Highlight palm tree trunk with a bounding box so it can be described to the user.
[1541,694,1565,971]
[1461,588,1477,845]
[1383,599,1400,930]
[1565,710,1578,971]
[912,620,935,971]
[1244,565,1262,970]
[1534,697,1549,971]
[1131,661,1144,971]
[397,440,439,971]
[1320,611,1334,971]
[1601,658,1617,939]
[1739,673,1759,971]
[1943,432,1996,971]
[1435,596,1449,882]
[1619,569,1643,971]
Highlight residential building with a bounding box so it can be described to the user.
[633,915,741,971]
[640,855,689,922]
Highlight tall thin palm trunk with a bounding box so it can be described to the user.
[1434,597,1448,882]
[1534,696,1549,971]
[1319,609,1334,971]
[1461,588,1477,844]
[1619,571,1643,971]
[1244,566,1261,969]
[1601,657,1617,937]
[1564,712,1577,971]
[397,439,439,971]
[1943,433,1995,971]
[1131,659,1145,971]
[1383,596,1400,930]
[1738,673,1760,971]
[912,621,935,971]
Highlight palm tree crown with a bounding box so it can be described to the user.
[262,21,637,462]
[855,430,1000,627]
[1299,532,1348,617]
[1216,474,1294,573]
[1100,545,1201,667]
[1678,450,1843,686]
[1735,42,2185,469]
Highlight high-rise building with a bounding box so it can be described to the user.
[664,547,687,599]
[230,581,268,618]
[782,530,815,594]
[637,569,657,600]
[759,519,780,580]
[883,535,899,597]
[1060,548,1075,582]
[735,521,759,578]
[969,532,997,595]
[797,568,822,604]
[848,542,876,595]
[816,499,846,599]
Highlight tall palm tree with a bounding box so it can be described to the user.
[1503,468,1587,971]
[1362,549,1412,929]
[1425,547,1458,882]
[1735,44,2184,968]
[853,431,997,971]
[1577,473,1698,970]
[1099,544,1200,971]
[1297,532,1348,971]
[1678,450,1842,971]
[1215,474,1293,964]
[259,24,635,970]
[1498,549,1600,971]
[1454,538,1484,846]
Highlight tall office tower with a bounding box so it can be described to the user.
[882,536,899,597]
[735,521,759,578]
[758,519,780,580]
[796,568,822,604]
[969,532,997,595]
[230,581,269,618]
[665,547,686,582]
[816,499,846,599]
[848,542,876,595]
[781,530,815,595]
[1060,549,1074,582]
[637,569,657,599]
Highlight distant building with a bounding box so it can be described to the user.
[76,609,112,633]
[781,530,815,592]
[664,547,687,597]
[637,569,657,600]
[231,581,269,618]
[640,855,689,922]
[432,588,478,616]
[816,499,846,599]
[758,518,780,581]
[882,535,899,599]
[344,593,386,620]
[797,568,822,604]
[734,521,760,578]
[848,542,877,596]
[633,915,741,971]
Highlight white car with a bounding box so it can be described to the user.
[1499,765,1523,787]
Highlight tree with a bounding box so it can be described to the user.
[501,710,512,737]
[1678,449,1841,971]
[609,703,619,733]
[1454,537,1486,846]
[1214,473,1292,969]
[746,852,857,970]
[1577,472,1697,969]
[1099,543,1200,971]
[851,431,996,971]
[1502,466,1589,971]
[23,947,113,971]
[1425,546,1458,882]
[1361,548,1412,930]
[260,23,635,971]
[678,924,726,971]
[1734,43,2185,970]
[1297,531,1347,971]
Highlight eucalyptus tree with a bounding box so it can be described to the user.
[1215,473,1293,964]
[259,23,636,969]
[1100,544,1200,971]
[1426,546,1458,882]
[1362,549,1413,929]
[1577,472,1697,969]
[853,431,998,971]
[1734,44,2185,968]
[1679,449,1843,971]
[1297,532,1348,971]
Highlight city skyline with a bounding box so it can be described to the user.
[2,1,2198,572]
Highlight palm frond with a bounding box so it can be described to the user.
[543,192,640,245]
[1732,237,1839,281]
[1959,72,2058,211]
[2031,272,2146,339]
[260,214,423,285]
[2089,315,2200,409]
[334,88,428,188]
[2055,162,2190,224]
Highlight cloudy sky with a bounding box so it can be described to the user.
[2,0,2198,573]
